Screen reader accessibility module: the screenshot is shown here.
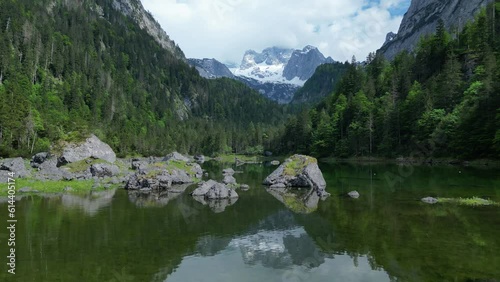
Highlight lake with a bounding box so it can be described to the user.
[1,161,499,281]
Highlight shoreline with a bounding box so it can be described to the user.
[318,156,500,168]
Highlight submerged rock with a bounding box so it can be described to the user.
[422,197,438,204]
[222,168,235,176]
[57,134,116,166]
[263,155,329,197]
[348,191,360,199]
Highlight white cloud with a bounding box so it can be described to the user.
[142,0,409,63]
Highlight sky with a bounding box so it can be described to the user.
[141,0,411,64]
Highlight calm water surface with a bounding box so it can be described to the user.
[1,162,499,282]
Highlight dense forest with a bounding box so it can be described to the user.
[290,62,349,105]
[0,0,498,160]
[279,3,500,160]
[0,0,287,158]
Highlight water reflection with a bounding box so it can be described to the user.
[192,196,238,213]
[266,187,322,214]
[61,189,116,215]
[167,211,390,282]
[128,184,190,208]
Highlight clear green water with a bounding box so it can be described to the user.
[1,162,500,282]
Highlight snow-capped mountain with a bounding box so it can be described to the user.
[188,46,333,104]
[228,46,333,103]
[230,46,331,87]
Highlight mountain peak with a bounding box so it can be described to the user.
[379,0,493,60]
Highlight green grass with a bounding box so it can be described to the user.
[283,155,317,176]
[437,197,499,207]
[63,158,108,173]
[0,179,111,196]
[145,160,200,183]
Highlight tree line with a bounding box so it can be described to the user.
[0,0,288,157]
[277,4,500,160]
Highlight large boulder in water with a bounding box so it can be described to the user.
[263,155,328,196]
[57,135,116,166]
[191,180,238,199]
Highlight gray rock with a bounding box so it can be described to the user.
[126,168,194,191]
[163,152,190,162]
[0,157,30,178]
[348,191,360,199]
[223,175,237,185]
[131,159,148,171]
[380,0,492,60]
[194,154,205,162]
[270,160,280,166]
[191,163,203,179]
[240,184,250,190]
[222,168,235,176]
[31,152,49,166]
[191,180,218,196]
[57,134,116,166]
[206,183,234,199]
[191,180,238,200]
[264,155,329,199]
[422,197,438,204]
[90,163,120,178]
[169,169,193,184]
[34,159,66,181]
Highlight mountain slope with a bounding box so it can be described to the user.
[290,62,349,105]
[111,0,185,60]
[380,0,494,60]
[188,58,234,79]
[0,0,286,157]
[280,3,500,159]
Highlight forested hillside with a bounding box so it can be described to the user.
[0,0,286,157]
[279,4,500,159]
[290,62,349,105]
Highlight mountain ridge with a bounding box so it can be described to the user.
[380,0,494,60]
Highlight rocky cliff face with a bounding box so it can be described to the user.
[188,58,234,79]
[380,0,493,60]
[283,46,333,81]
[111,0,185,60]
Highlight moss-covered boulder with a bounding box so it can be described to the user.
[263,155,328,196]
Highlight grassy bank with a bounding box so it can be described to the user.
[0,179,116,197]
